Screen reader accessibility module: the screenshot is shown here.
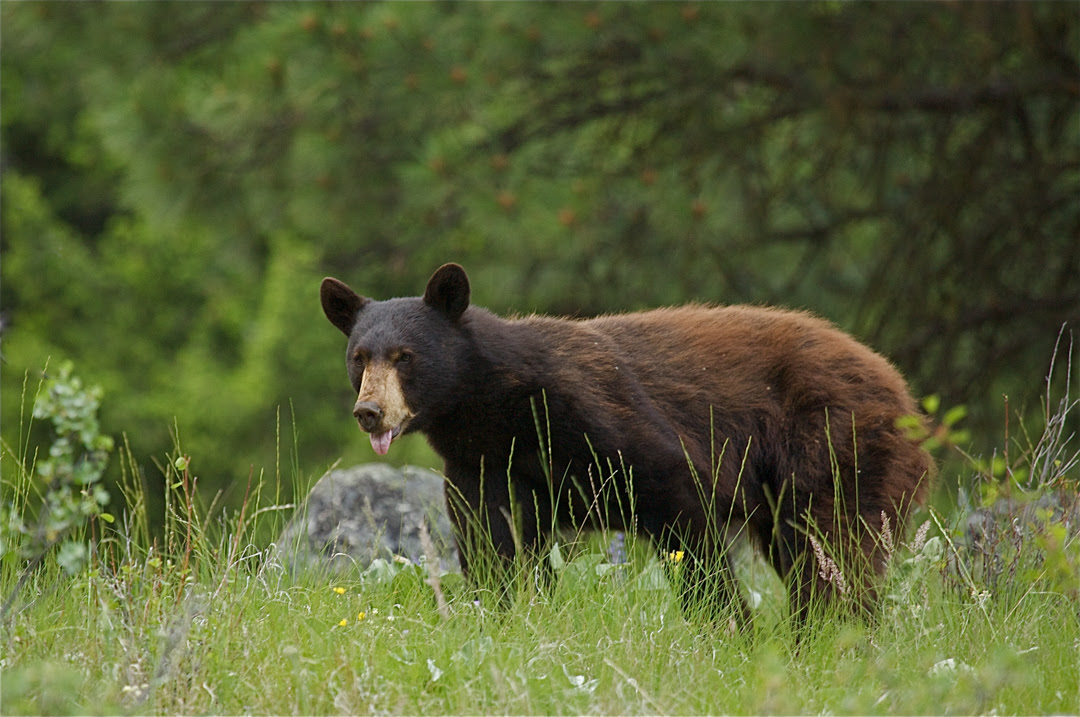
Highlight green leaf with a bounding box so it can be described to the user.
[942,405,967,427]
[56,540,88,576]
[634,562,669,591]
[548,541,565,571]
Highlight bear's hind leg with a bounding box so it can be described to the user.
[767,516,850,630]
[771,514,887,632]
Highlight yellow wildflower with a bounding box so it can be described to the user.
[668,550,685,563]
[338,618,348,627]
[358,611,366,621]
[333,586,346,594]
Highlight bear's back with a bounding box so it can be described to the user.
[515,304,915,420]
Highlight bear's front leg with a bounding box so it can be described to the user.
[443,467,548,603]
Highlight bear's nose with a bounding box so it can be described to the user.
[353,401,383,432]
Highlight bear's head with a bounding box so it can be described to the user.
[320,263,472,455]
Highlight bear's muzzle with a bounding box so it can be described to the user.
[353,401,383,432]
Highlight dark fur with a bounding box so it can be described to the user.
[322,264,932,624]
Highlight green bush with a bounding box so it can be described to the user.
[2,362,113,588]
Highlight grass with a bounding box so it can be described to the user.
[3,364,1079,715]
[2,518,1077,715]
[4,470,1077,714]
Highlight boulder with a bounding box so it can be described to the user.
[276,463,457,573]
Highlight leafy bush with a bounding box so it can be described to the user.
[943,336,1080,602]
[2,363,114,587]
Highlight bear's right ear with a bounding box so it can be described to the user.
[321,277,369,336]
[424,263,470,323]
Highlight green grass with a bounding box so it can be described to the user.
[3,372,1079,715]
[3,466,1078,716]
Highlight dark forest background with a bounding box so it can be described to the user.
[2,2,1077,517]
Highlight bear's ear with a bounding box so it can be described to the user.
[321,277,369,336]
[424,263,470,323]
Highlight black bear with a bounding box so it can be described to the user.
[321,264,932,624]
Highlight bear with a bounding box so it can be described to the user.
[321,263,932,626]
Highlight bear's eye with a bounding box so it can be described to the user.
[352,352,366,368]
[397,351,413,365]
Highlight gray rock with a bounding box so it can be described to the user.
[276,463,458,573]
[947,489,1079,593]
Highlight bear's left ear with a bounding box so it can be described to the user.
[321,278,369,336]
[424,263,470,323]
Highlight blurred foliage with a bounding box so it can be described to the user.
[2,3,1078,518]
[943,367,1079,603]
[2,362,114,614]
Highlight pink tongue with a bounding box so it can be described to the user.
[370,430,393,455]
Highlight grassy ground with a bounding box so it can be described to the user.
[3,474,1078,715]
[3,369,1079,715]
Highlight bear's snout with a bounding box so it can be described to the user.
[353,401,383,432]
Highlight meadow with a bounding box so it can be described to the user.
[2,363,1078,716]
